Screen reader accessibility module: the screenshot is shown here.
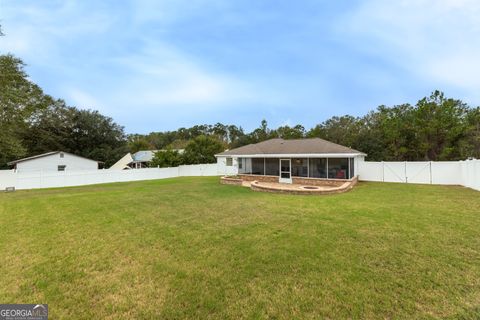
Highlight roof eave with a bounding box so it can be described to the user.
[215,153,367,158]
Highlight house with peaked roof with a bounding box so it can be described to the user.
[110,149,186,169]
[215,138,366,184]
[8,151,101,172]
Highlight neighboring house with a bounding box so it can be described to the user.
[109,153,134,170]
[130,150,157,169]
[110,149,185,169]
[8,151,100,172]
[215,138,366,183]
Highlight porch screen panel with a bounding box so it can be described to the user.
[349,158,355,178]
[251,158,265,175]
[265,158,280,176]
[238,158,246,174]
[309,158,327,178]
[292,158,308,177]
[328,158,349,179]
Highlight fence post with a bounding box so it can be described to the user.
[429,161,432,184]
[405,161,408,183]
[382,161,384,182]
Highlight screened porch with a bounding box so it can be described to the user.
[237,157,355,180]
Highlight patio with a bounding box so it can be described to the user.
[221,175,358,195]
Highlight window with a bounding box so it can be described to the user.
[58,165,66,172]
[251,158,265,175]
[59,152,64,158]
[291,158,308,177]
[226,157,233,166]
[328,158,349,179]
[309,158,327,178]
[238,158,243,169]
[265,158,280,176]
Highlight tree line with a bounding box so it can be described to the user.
[133,91,480,166]
[1,52,479,169]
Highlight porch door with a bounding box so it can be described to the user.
[279,159,292,183]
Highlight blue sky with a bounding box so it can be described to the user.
[1,0,479,133]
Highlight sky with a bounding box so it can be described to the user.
[1,0,480,134]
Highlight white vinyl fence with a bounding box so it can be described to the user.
[1,160,478,192]
[358,159,480,191]
[0,164,223,190]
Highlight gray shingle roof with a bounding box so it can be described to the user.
[216,138,365,156]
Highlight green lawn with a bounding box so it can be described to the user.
[0,177,479,319]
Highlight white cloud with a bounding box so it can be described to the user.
[67,88,103,109]
[109,40,255,108]
[339,0,480,101]
[0,0,267,121]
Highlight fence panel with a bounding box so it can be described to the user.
[0,170,17,190]
[178,164,218,176]
[358,160,479,191]
[406,162,431,184]
[431,162,462,185]
[461,160,480,191]
[358,161,383,181]
[383,162,406,183]
[0,165,214,190]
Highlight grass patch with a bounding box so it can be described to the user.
[1,177,479,319]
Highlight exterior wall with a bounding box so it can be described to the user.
[239,174,351,187]
[216,156,238,176]
[354,155,365,178]
[15,153,98,172]
[250,176,358,195]
[239,174,279,183]
[233,155,364,179]
[292,176,347,187]
[220,176,243,186]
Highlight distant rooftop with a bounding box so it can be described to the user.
[132,149,185,162]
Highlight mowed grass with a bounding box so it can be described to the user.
[0,177,479,319]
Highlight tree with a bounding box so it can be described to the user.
[182,135,225,164]
[249,119,274,143]
[150,148,184,168]
[65,109,127,166]
[0,54,54,167]
[276,124,305,139]
[307,116,360,147]
[21,100,73,155]
[461,107,480,159]
[414,91,468,160]
[128,136,153,153]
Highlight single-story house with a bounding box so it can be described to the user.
[8,151,101,172]
[215,138,366,183]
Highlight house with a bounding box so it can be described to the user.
[215,138,366,184]
[110,149,185,169]
[130,150,157,169]
[109,153,134,170]
[8,151,100,172]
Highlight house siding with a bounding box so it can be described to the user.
[15,153,98,172]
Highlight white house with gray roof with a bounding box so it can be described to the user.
[215,138,366,183]
[8,151,100,172]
